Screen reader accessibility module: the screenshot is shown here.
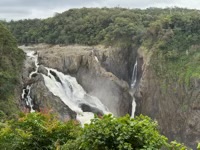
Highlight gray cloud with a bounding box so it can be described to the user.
[0,0,200,21]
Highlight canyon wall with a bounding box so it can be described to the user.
[135,47,200,149]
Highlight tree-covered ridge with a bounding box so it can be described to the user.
[0,23,24,116]
[0,112,189,150]
[6,7,200,47]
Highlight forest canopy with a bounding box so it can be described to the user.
[5,7,200,48]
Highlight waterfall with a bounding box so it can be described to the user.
[92,50,99,62]
[130,59,138,118]
[22,50,110,125]
[94,56,99,62]
[22,51,39,112]
[131,60,137,88]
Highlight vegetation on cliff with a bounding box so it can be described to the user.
[142,12,200,86]
[0,23,24,116]
[0,112,188,150]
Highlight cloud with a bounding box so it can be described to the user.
[1,0,200,21]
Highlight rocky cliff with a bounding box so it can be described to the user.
[21,44,134,118]
[135,47,200,149]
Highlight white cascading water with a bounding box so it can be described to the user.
[94,56,99,62]
[92,50,99,63]
[131,60,137,88]
[22,50,110,125]
[130,59,138,118]
[43,67,110,124]
[22,51,39,112]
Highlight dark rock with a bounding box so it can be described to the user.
[80,103,103,116]
[38,65,48,76]
[49,70,62,84]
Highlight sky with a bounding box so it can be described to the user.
[1,0,200,21]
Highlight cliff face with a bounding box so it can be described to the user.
[22,44,133,117]
[135,47,200,149]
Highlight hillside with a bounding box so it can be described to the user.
[0,23,24,117]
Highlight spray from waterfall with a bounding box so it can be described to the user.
[130,59,138,118]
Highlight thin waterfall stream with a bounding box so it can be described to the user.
[130,59,138,118]
[22,51,38,112]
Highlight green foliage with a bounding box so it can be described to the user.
[197,143,200,150]
[0,23,25,116]
[5,8,150,47]
[6,8,200,49]
[0,112,81,150]
[168,141,189,150]
[0,113,190,150]
[63,114,170,150]
[142,12,200,88]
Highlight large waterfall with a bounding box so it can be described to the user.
[22,50,110,125]
[130,59,138,118]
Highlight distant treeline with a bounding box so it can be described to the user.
[4,7,200,47]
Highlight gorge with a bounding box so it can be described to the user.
[1,7,200,149]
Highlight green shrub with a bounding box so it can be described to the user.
[0,112,81,150]
[63,114,168,150]
[0,112,190,150]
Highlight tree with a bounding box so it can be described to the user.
[62,114,187,150]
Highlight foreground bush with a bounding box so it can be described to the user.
[62,115,187,150]
[0,113,81,150]
[0,112,189,150]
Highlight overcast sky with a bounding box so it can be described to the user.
[1,0,200,21]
